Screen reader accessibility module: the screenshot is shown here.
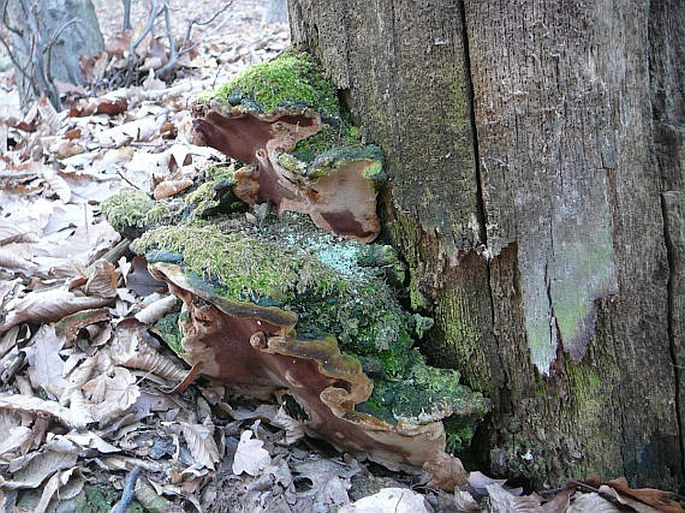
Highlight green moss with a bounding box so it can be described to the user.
[154,310,184,355]
[144,204,171,225]
[133,212,487,431]
[290,122,361,161]
[201,50,338,116]
[184,165,244,219]
[71,485,144,513]
[101,190,155,235]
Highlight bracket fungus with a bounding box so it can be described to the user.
[126,213,487,471]
[100,50,487,473]
[191,50,385,242]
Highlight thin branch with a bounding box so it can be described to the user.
[158,1,232,76]
[121,0,132,32]
[125,0,161,86]
[44,17,79,97]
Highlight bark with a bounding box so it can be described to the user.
[289,0,685,491]
[6,0,104,108]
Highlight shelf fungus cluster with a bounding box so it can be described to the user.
[103,50,487,473]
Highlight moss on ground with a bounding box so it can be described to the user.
[71,485,144,513]
[101,189,155,235]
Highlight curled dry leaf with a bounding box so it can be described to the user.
[0,449,78,489]
[134,295,178,325]
[84,260,118,299]
[180,418,222,470]
[0,394,82,428]
[26,324,69,399]
[567,493,622,513]
[0,287,114,334]
[55,307,110,343]
[232,430,270,477]
[111,319,186,381]
[153,177,194,200]
[424,452,469,491]
[339,488,431,513]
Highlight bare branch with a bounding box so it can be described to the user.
[45,17,80,89]
[121,0,132,32]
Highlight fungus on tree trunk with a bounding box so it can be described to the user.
[191,51,385,242]
[125,214,487,473]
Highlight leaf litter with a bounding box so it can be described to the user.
[0,0,684,512]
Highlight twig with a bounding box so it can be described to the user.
[122,0,132,32]
[125,0,161,86]
[44,17,80,88]
[157,1,233,77]
[111,465,142,513]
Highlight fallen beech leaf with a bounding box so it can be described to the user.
[63,127,82,140]
[84,260,118,299]
[0,394,82,428]
[567,493,621,513]
[272,405,305,445]
[34,467,79,513]
[82,367,140,425]
[599,485,661,513]
[340,488,430,513]
[454,488,480,512]
[26,324,68,398]
[133,294,178,325]
[180,418,222,470]
[0,288,114,333]
[487,483,543,513]
[468,470,508,493]
[153,177,193,199]
[583,476,685,513]
[0,449,77,489]
[42,167,72,203]
[0,426,32,460]
[111,319,186,381]
[425,452,468,491]
[232,430,270,476]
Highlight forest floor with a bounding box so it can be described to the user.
[0,1,681,512]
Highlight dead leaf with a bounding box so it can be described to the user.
[111,319,186,381]
[1,287,114,333]
[0,394,81,427]
[454,488,480,512]
[34,466,79,513]
[153,177,193,199]
[83,367,140,425]
[134,295,178,325]
[232,430,270,476]
[340,488,430,513]
[0,426,32,460]
[0,449,77,489]
[582,476,685,513]
[180,417,222,470]
[26,324,69,398]
[487,483,543,513]
[567,493,622,513]
[272,406,305,445]
[425,452,469,491]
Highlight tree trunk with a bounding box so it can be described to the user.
[6,0,104,108]
[289,0,685,491]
